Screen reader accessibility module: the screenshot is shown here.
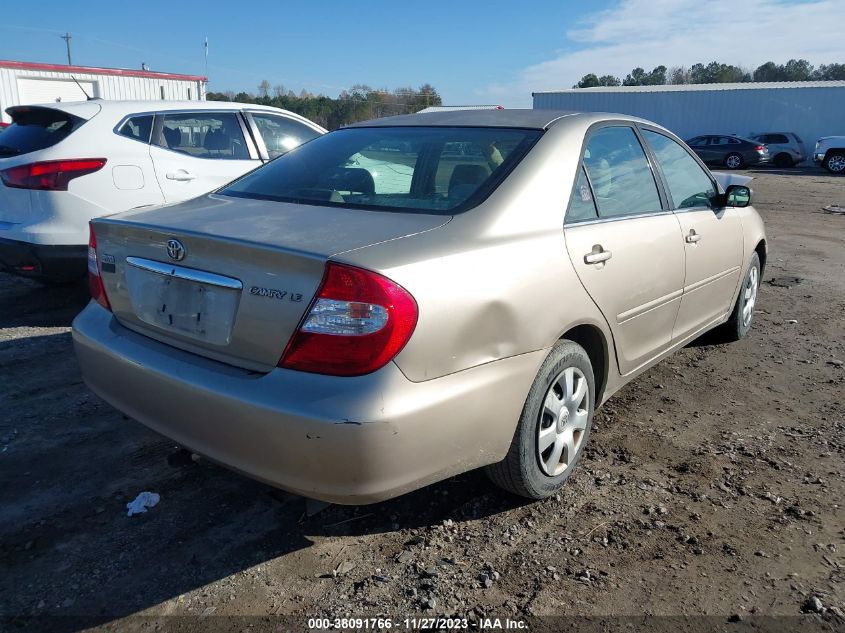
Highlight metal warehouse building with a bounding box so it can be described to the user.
[0,60,207,124]
[533,81,845,160]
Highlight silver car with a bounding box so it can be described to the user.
[751,132,806,167]
[73,110,766,504]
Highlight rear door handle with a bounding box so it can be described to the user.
[584,245,612,265]
[166,170,196,182]
[685,229,702,243]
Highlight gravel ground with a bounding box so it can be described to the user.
[1,169,843,631]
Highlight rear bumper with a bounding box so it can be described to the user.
[0,236,86,280]
[72,303,544,504]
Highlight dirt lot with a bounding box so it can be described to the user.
[1,169,843,631]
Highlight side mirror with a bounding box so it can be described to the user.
[725,184,752,208]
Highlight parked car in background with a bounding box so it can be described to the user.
[0,100,325,282]
[74,109,766,504]
[813,136,845,174]
[750,132,805,167]
[685,135,770,169]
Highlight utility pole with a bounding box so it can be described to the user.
[61,33,72,65]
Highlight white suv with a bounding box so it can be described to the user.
[0,100,325,281]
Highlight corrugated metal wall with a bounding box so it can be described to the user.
[0,68,206,122]
[533,86,845,160]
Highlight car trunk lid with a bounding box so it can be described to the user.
[93,194,449,371]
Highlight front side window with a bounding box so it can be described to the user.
[687,136,706,147]
[155,112,249,160]
[643,130,716,210]
[251,113,321,158]
[220,126,541,214]
[582,126,661,219]
[566,165,598,223]
[118,115,153,143]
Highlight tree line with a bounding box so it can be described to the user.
[574,59,845,88]
[207,82,442,130]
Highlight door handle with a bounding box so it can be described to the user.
[685,229,702,243]
[166,170,196,182]
[584,245,612,265]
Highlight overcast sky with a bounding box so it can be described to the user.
[1,0,842,107]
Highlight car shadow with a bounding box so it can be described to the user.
[0,273,89,328]
[746,166,829,178]
[0,334,528,628]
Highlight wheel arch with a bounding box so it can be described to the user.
[560,323,609,407]
[754,238,767,275]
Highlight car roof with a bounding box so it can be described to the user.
[5,99,325,130]
[345,108,582,130]
[9,99,294,120]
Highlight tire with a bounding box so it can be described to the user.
[724,153,744,170]
[823,152,845,174]
[773,153,793,168]
[718,252,760,342]
[486,340,595,499]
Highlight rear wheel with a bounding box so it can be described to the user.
[773,153,793,168]
[486,340,594,499]
[718,252,760,342]
[824,152,845,174]
[724,153,744,170]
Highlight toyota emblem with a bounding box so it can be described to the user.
[166,239,186,261]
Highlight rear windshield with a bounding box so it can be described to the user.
[220,126,542,214]
[0,108,84,156]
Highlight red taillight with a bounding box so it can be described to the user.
[279,262,418,376]
[0,158,106,191]
[755,145,766,152]
[87,224,111,311]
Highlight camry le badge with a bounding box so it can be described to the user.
[166,239,186,261]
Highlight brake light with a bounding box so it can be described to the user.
[279,262,418,376]
[1,158,106,191]
[755,145,766,152]
[87,224,111,311]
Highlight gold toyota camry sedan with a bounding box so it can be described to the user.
[73,109,766,504]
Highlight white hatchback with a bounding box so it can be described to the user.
[0,100,325,281]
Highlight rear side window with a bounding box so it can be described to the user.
[582,126,661,219]
[118,115,153,143]
[768,133,789,144]
[643,130,716,210]
[566,166,598,223]
[220,126,541,214]
[0,108,83,156]
[251,113,321,158]
[155,112,250,160]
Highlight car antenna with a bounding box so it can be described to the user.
[70,75,94,101]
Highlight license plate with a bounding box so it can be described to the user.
[125,263,240,345]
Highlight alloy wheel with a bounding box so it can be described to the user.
[828,154,845,173]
